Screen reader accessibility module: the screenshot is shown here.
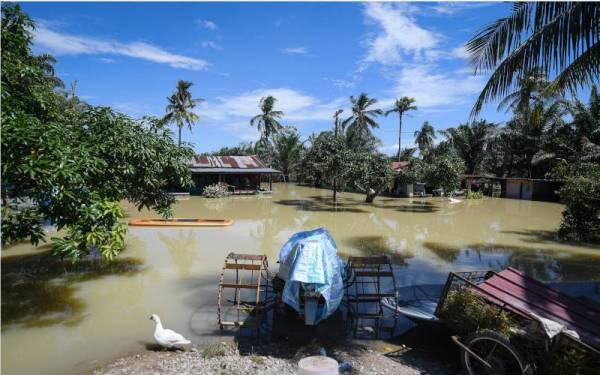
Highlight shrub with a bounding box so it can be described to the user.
[552,162,600,242]
[437,289,515,337]
[202,183,231,198]
[467,190,484,199]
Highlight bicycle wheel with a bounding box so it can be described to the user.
[461,329,530,375]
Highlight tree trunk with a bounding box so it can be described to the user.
[178,125,182,146]
[397,114,403,161]
[333,179,337,202]
[365,188,377,203]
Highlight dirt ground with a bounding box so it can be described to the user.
[92,323,460,375]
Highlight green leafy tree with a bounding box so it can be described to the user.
[468,3,600,116]
[424,155,466,196]
[349,152,394,203]
[302,132,351,201]
[385,97,417,161]
[163,80,203,146]
[414,121,437,160]
[1,4,193,261]
[552,162,600,242]
[343,93,383,152]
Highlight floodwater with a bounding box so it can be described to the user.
[2,183,600,375]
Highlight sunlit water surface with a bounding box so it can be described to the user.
[2,183,600,375]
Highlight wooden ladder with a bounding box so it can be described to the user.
[345,255,398,338]
[217,253,270,332]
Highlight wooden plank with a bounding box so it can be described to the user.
[224,263,262,270]
[227,253,265,261]
[221,283,259,289]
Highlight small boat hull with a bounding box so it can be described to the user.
[128,218,234,227]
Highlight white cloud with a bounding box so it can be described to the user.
[362,3,440,67]
[282,46,308,55]
[429,3,494,16]
[201,41,222,50]
[33,24,210,71]
[98,57,116,64]
[198,19,217,30]
[199,88,347,140]
[323,77,356,89]
[389,65,484,108]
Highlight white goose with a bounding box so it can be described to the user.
[448,197,462,204]
[149,314,191,348]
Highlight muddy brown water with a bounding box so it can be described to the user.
[2,183,600,375]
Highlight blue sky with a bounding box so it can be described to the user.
[22,1,516,154]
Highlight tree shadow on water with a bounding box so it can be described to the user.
[1,250,144,329]
[274,195,368,213]
[343,235,414,267]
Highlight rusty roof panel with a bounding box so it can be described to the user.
[189,155,267,169]
[477,267,600,350]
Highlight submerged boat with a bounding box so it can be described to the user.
[128,218,234,227]
[277,228,345,325]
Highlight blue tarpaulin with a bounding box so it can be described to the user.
[278,228,345,324]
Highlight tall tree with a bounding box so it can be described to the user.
[250,96,284,146]
[440,120,497,174]
[414,121,437,160]
[343,93,383,151]
[467,3,600,116]
[333,109,344,138]
[272,127,303,182]
[163,80,202,146]
[385,97,417,161]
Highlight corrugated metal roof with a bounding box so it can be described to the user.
[189,167,281,174]
[476,267,600,350]
[189,155,268,169]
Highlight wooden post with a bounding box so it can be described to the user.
[269,174,272,191]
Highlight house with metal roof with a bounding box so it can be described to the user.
[188,155,281,194]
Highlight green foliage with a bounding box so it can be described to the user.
[395,159,425,185]
[343,93,383,152]
[467,3,600,116]
[349,152,394,203]
[466,190,484,199]
[301,132,351,199]
[440,120,497,174]
[52,201,126,262]
[552,162,600,242]
[250,96,284,146]
[438,289,515,337]
[424,155,466,195]
[272,127,303,180]
[385,97,417,161]
[414,121,437,160]
[1,4,192,260]
[163,80,202,146]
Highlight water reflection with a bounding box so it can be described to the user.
[1,250,143,329]
[422,241,600,281]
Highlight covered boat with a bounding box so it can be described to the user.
[277,228,345,325]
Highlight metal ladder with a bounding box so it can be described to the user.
[345,255,398,338]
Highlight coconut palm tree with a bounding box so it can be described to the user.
[342,93,383,151]
[440,120,497,174]
[272,128,303,182]
[467,3,600,116]
[333,109,344,138]
[163,80,203,146]
[385,97,417,161]
[414,121,437,160]
[250,96,284,146]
